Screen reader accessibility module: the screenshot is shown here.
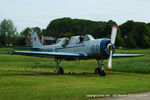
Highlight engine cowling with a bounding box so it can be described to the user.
[100,39,115,59]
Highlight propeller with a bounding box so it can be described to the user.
[107,25,118,71]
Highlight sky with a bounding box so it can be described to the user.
[0,0,150,32]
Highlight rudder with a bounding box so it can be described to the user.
[30,31,42,48]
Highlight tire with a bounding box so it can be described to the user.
[57,67,64,75]
[95,68,101,74]
[100,70,106,76]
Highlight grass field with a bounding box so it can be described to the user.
[0,48,150,100]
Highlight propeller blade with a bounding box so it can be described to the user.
[111,25,117,44]
[107,25,118,71]
[108,50,112,71]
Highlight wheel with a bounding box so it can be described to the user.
[57,67,64,74]
[95,68,101,74]
[100,70,106,76]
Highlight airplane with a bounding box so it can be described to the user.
[11,25,143,76]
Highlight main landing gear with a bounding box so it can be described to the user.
[56,59,64,74]
[55,59,105,76]
[95,60,106,76]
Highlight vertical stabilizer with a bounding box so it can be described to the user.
[30,31,43,48]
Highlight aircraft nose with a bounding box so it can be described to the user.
[100,39,110,57]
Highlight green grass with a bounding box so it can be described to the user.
[0,47,13,54]
[0,48,150,100]
[112,49,150,73]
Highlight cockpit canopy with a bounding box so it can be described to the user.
[55,34,95,46]
[55,38,67,45]
[84,34,95,41]
[69,36,80,45]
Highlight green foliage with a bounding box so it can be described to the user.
[19,27,42,45]
[45,18,117,38]
[20,27,41,38]
[120,21,150,48]
[0,19,17,46]
[126,35,137,48]
[32,27,41,35]
[45,18,150,48]
[61,32,74,38]
[41,29,46,36]
[119,20,134,38]
[20,27,32,38]
[46,17,94,37]
[1,18,150,48]
[115,29,124,47]
[45,18,125,47]
[142,35,150,48]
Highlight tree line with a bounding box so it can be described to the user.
[0,18,150,48]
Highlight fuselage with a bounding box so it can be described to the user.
[38,38,111,60]
[30,33,112,60]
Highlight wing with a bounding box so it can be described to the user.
[11,51,86,58]
[112,54,144,58]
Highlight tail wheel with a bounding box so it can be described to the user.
[57,67,64,75]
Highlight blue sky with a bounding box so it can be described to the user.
[0,0,150,32]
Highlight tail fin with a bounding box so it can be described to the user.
[30,31,43,48]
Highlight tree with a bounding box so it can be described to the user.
[119,20,134,38]
[115,29,124,47]
[12,32,20,46]
[19,27,41,46]
[32,27,41,36]
[20,27,32,38]
[0,20,6,46]
[0,19,17,46]
[61,32,73,38]
[44,17,127,47]
[20,27,41,38]
[45,17,118,39]
[119,21,150,48]
[142,35,150,48]
[126,35,137,48]
[41,29,46,36]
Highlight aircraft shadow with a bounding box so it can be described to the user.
[0,70,115,77]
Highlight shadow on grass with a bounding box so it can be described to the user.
[0,70,119,77]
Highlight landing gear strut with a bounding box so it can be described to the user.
[95,60,106,76]
[56,59,64,74]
